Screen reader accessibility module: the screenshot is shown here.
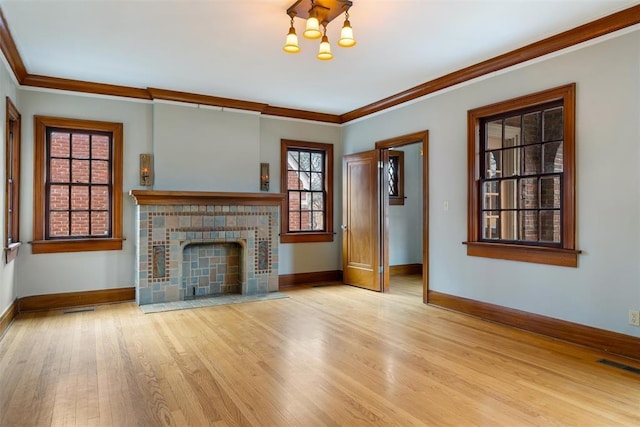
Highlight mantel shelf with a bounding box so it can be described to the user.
[129,190,286,206]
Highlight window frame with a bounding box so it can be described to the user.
[465,84,579,267]
[280,139,334,243]
[5,97,21,262]
[388,150,405,205]
[32,116,124,254]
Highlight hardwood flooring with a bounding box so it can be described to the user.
[1,276,639,426]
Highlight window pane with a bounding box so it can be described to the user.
[504,116,521,147]
[287,170,300,190]
[502,148,520,176]
[71,211,89,236]
[482,211,500,239]
[288,191,300,211]
[72,134,90,159]
[310,172,323,191]
[91,186,109,210]
[312,211,324,231]
[49,211,69,237]
[501,179,517,209]
[485,151,501,178]
[289,211,300,232]
[312,192,324,210]
[91,160,109,184]
[543,107,563,141]
[519,178,538,209]
[519,211,539,242]
[50,158,70,182]
[523,112,541,145]
[482,181,499,210]
[287,151,298,171]
[311,152,323,172]
[51,132,70,157]
[540,176,561,209]
[485,120,502,150]
[299,171,311,191]
[299,210,312,231]
[92,135,110,160]
[300,192,311,209]
[523,145,541,175]
[540,210,561,243]
[71,186,89,210]
[91,211,109,236]
[501,211,518,240]
[299,151,311,171]
[49,185,69,210]
[388,156,399,196]
[72,159,90,183]
[543,141,563,173]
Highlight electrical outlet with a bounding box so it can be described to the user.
[629,310,640,327]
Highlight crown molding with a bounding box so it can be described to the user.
[0,4,638,124]
[339,4,640,123]
[0,8,25,83]
[22,74,152,100]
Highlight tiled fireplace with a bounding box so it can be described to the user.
[130,190,284,305]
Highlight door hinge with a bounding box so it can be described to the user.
[378,160,384,169]
[378,266,384,273]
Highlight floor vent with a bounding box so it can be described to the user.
[597,358,640,375]
[62,307,96,315]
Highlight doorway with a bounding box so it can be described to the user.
[376,131,429,303]
[342,131,429,302]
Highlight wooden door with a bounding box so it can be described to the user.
[342,150,382,291]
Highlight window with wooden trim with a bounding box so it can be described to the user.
[465,84,579,267]
[5,97,21,262]
[280,139,334,243]
[32,116,124,254]
[388,150,405,205]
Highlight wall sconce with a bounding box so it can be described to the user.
[140,154,153,186]
[260,163,269,191]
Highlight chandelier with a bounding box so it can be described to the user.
[283,0,356,60]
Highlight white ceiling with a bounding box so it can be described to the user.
[1,0,638,115]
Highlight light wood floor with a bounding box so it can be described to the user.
[1,276,639,426]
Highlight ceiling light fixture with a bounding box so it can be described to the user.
[283,0,355,61]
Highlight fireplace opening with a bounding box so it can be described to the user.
[182,242,243,299]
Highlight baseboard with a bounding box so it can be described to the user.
[390,264,423,276]
[428,290,640,361]
[279,270,343,289]
[19,287,135,312]
[0,299,18,339]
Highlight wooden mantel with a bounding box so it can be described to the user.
[129,190,286,206]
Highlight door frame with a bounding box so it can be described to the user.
[375,131,429,303]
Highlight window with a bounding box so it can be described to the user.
[280,139,334,243]
[5,97,21,262]
[388,150,405,205]
[32,116,124,254]
[466,84,579,267]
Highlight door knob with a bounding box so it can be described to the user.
[341,225,347,231]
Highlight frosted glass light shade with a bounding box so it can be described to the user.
[303,16,322,39]
[283,27,300,53]
[317,35,333,60]
[338,20,356,47]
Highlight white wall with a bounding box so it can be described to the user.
[343,31,640,337]
[153,103,260,192]
[17,90,152,297]
[389,144,423,266]
[0,60,18,320]
[260,116,343,274]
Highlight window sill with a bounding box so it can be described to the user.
[280,232,334,244]
[30,238,125,254]
[463,241,580,267]
[5,242,21,263]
